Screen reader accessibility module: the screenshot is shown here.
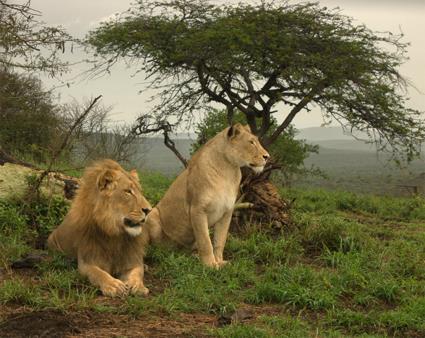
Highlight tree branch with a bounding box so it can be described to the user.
[241,70,259,134]
[163,128,188,168]
[266,83,326,146]
[197,64,232,107]
[132,116,188,168]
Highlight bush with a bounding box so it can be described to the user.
[0,68,63,161]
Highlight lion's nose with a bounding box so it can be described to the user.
[142,208,151,215]
[263,154,270,161]
[124,217,142,228]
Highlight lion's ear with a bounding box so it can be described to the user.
[130,169,139,180]
[227,123,244,139]
[97,169,116,191]
[243,124,252,133]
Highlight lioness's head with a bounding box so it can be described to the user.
[226,123,270,173]
[81,160,152,237]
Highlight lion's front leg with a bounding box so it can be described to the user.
[190,209,218,268]
[78,257,128,297]
[121,265,149,296]
[213,211,232,267]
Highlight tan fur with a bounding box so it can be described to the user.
[144,124,270,268]
[47,159,152,297]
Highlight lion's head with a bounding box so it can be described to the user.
[225,123,270,173]
[73,159,152,237]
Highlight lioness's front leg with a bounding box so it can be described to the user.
[121,265,149,296]
[190,209,217,268]
[213,211,233,267]
[78,258,128,297]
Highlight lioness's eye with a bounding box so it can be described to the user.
[124,189,132,195]
[250,140,255,145]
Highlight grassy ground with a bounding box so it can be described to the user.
[1,172,425,337]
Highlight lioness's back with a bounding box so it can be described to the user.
[156,170,194,246]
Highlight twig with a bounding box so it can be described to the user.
[234,202,254,210]
[31,95,102,194]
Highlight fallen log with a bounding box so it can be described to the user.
[0,148,79,200]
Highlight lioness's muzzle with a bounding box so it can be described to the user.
[124,217,143,228]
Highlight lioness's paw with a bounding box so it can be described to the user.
[126,280,150,296]
[200,255,219,269]
[216,260,230,268]
[101,278,128,297]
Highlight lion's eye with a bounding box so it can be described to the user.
[250,140,255,145]
[124,189,133,195]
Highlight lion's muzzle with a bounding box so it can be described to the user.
[124,217,144,228]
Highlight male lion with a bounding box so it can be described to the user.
[144,124,270,268]
[47,159,152,297]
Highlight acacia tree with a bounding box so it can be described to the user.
[87,0,424,162]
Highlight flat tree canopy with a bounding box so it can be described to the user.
[87,0,424,161]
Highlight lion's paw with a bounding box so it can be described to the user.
[100,278,128,297]
[126,280,150,296]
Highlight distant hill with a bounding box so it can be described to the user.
[295,126,368,141]
[296,127,386,152]
[132,137,192,176]
[313,140,377,152]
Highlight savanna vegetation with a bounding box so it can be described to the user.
[1,173,425,337]
[1,0,425,336]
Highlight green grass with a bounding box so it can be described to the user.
[0,201,33,268]
[1,175,425,336]
[138,171,174,205]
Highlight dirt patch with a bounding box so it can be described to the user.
[77,312,216,338]
[0,308,217,338]
[0,310,80,338]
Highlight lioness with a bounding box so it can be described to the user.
[144,124,269,268]
[47,159,152,297]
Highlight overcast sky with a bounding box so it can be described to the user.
[31,0,425,130]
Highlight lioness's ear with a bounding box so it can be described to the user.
[227,123,244,139]
[97,169,116,191]
[243,124,252,133]
[130,169,139,180]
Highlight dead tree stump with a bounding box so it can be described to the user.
[232,165,292,233]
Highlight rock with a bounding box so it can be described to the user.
[218,308,254,327]
[11,252,48,269]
